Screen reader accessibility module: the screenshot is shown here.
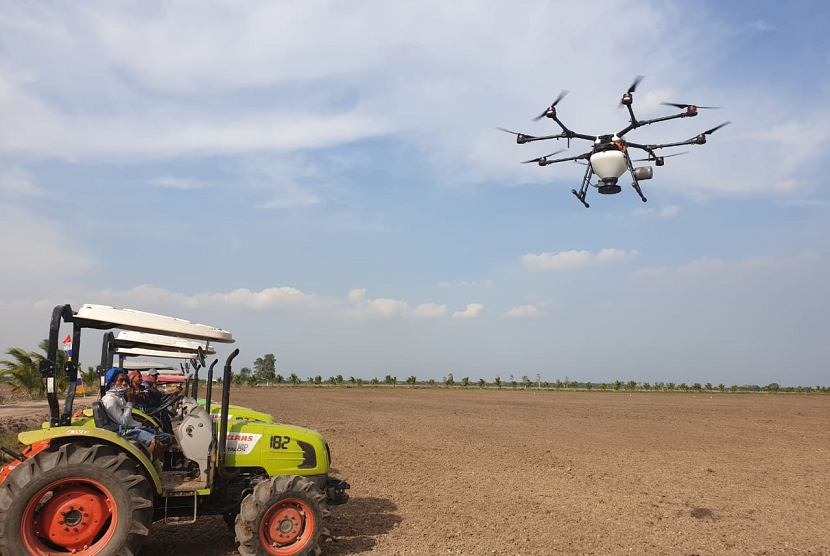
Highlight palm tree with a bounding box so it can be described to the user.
[1,347,43,398]
[1,340,69,399]
[335,374,344,386]
[384,374,395,386]
[274,374,283,385]
[493,375,502,389]
[427,378,436,387]
[477,378,486,389]
[406,375,417,387]
[81,366,99,391]
[600,383,608,391]
[460,377,470,388]
[370,377,379,385]
[289,372,300,385]
[612,380,623,391]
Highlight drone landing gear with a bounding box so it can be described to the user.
[571,161,594,208]
[571,189,589,208]
[625,154,648,203]
[631,181,647,203]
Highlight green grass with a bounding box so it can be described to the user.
[0,430,23,460]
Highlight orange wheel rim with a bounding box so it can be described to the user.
[260,498,315,555]
[21,478,117,555]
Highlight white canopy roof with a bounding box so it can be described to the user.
[76,304,234,343]
[114,331,217,354]
[121,360,175,371]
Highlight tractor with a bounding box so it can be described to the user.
[0,304,349,556]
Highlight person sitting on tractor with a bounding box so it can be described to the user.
[141,369,165,408]
[101,367,173,459]
[128,370,149,409]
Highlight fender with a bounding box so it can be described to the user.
[12,426,163,494]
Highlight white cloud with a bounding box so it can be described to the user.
[345,289,445,319]
[0,168,42,196]
[348,288,366,302]
[91,284,323,312]
[452,303,483,319]
[502,305,541,318]
[522,249,639,272]
[408,303,448,318]
[633,205,681,218]
[152,176,205,190]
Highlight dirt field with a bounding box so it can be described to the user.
[3,388,829,556]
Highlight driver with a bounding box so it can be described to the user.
[101,367,173,459]
[141,369,165,408]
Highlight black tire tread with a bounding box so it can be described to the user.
[0,442,153,556]
[235,475,330,556]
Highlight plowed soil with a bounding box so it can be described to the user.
[3,388,830,556]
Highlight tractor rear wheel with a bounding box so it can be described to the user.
[235,475,330,556]
[0,443,153,556]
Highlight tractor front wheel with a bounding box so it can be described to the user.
[235,475,330,556]
[0,443,153,556]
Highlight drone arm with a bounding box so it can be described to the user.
[618,111,695,138]
[550,116,595,142]
[538,152,591,166]
[522,133,573,143]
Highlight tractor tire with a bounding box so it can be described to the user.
[235,475,330,556]
[0,442,153,556]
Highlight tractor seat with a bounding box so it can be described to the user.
[91,401,120,432]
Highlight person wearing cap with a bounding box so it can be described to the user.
[141,369,165,408]
[101,367,172,459]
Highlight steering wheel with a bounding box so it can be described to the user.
[148,391,185,417]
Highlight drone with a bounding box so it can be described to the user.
[499,76,729,208]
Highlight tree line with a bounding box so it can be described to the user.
[3,345,827,400]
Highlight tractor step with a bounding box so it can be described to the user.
[164,491,198,525]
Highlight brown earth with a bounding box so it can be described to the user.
[3,388,830,556]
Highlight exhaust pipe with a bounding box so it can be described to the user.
[218,348,239,478]
[205,359,218,412]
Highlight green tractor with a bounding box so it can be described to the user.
[0,304,349,556]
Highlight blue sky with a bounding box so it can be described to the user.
[2,1,828,387]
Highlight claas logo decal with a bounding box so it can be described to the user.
[224,433,262,455]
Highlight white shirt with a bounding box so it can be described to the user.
[101,388,142,427]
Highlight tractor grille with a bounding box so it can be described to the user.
[297,441,317,469]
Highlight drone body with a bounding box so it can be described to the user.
[499,76,729,208]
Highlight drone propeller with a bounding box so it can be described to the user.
[661,102,721,110]
[497,127,536,144]
[693,121,730,145]
[620,75,645,107]
[627,75,644,94]
[702,121,731,135]
[633,151,688,162]
[533,90,569,121]
[522,149,566,165]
